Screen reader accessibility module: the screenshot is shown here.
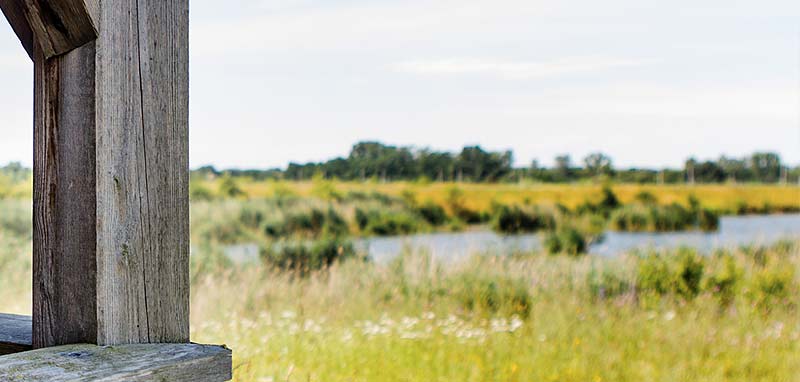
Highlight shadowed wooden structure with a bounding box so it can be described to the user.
[0,1,232,380]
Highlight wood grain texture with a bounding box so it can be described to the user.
[32,40,98,349]
[16,0,97,58]
[0,314,32,356]
[95,0,190,345]
[0,0,34,59]
[0,343,231,381]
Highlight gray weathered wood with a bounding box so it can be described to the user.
[32,40,98,349]
[0,343,231,381]
[0,0,34,59]
[28,0,190,347]
[0,0,98,59]
[0,314,32,355]
[94,0,190,345]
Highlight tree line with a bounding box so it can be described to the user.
[191,141,800,185]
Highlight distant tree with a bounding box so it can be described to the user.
[554,155,573,181]
[685,158,697,184]
[455,146,512,182]
[583,152,614,177]
[417,149,454,181]
[749,152,782,183]
[718,156,749,183]
[182,140,790,186]
[694,161,726,183]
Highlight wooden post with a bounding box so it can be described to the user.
[1,1,229,379]
[3,0,190,348]
[94,0,190,345]
[32,39,99,348]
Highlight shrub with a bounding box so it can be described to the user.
[635,248,705,298]
[750,266,795,309]
[610,203,719,233]
[704,253,742,306]
[266,208,349,239]
[454,207,489,224]
[697,208,720,231]
[636,253,673,295]
[416,202,449,226]
[634,190,658,205]
[588,267,632,300]
[401,189,418,207]
[675,249,704,298]
[491,205,555,234]
[219,176,246,198]
[261,237,359,273]
[310,178,342,201]
[609,206,650,232]
[444,186,466,212]
[451,274,532,318]
[575,186,620,218]
[651,204,695,231]
[355,208,424,236]
[544,227,587,256]
[239,208,265,229]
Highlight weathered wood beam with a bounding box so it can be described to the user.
[33,40,98,349]
[0,0,34,59]
[0,314,32,356]
[3,0,98,59]
[0,343,232,381]
[32,0,190,347]
[94,0,190,345]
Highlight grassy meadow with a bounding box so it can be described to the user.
[0,180,798,381]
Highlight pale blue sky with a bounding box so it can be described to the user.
[1,0,798,169]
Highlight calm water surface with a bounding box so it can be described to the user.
[358,214,800,263]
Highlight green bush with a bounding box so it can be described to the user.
[635,249,705,298]
[416,202,449,226]
[265,207,349,238]
[704,253,742,306]
[609,203,719,233]
[588,267,632,299]
[261,237,359,273]
[750,266,795,309]
[576,186,621,218]
[697,208,720,231]
[544,227,587,256]
[634,191,658,205]
[450,274,532,318]
[491,205,555,234]
[355,208,423,236]
[219,176,246,198]
[675,249,705,298]
[609,206,650,231]
[635,253,674,295]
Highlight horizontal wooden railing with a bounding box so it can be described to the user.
[0,343,232,381]
[1,314,231,381]
[0,314,32,355]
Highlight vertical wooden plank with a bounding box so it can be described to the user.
[32,40,98,349]
[95,0,190,345]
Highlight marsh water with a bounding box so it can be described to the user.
[223,214,800,264]
[358,214,800,263]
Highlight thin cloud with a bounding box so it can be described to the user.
[392,57,652,80]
